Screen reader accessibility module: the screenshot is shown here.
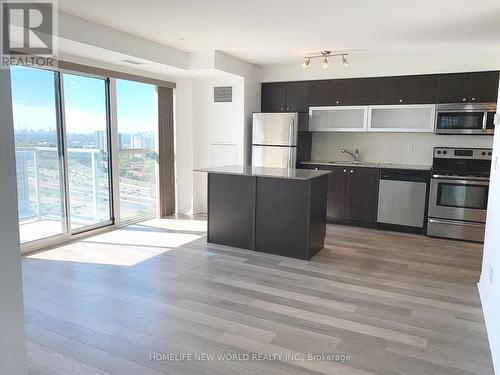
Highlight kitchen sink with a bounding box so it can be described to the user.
[328,161,381,167]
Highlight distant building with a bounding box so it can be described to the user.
[95,130,106,151]
[118,133,130,149]
[142,133,155,149]
[15,151,32,219]
[132,135,143,149]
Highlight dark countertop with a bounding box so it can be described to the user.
[194,165,331,180]
[301,161,432,171]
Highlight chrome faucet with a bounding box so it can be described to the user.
[341,148,360,163]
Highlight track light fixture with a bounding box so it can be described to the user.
[301,57,310,69]
[342,55,349,66]
[301,50,349,69]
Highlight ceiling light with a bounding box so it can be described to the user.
[342,55,349,66]
[322,57,329,69]
[300,50,350,70]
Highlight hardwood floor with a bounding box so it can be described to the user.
[22,216,494,375]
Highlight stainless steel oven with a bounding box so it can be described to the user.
[429,175,488,216]
[427,147,492,242]
[435,103,496,135]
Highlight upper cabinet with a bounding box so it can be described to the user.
[310,78,369,106]
[310,75,438,107]
[285,81,311,112]
[367,75,437,105]
[261,71,499,126]
[368,105,435,132]
[261,81,310,112]
[261,82,286,112]
[436,71,500,103]
[309,106,368,132]
[309,105,435,133]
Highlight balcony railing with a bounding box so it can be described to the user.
[15,146,108,224]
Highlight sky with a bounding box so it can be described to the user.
[10,66,157,134]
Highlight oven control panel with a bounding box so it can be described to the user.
[434,147,492,160]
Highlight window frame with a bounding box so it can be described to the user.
[12,64,171,254]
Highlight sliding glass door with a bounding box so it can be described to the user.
[10,66,113,245]
[62,73,112,231]
[116,79,158,222]
[10,66,163,248]
[11,66,67,243]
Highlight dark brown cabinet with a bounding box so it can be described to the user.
[261,82,286,112]
[262,71,499,112]
[368,75,437,105]
[436,71,499,103]
[329,167,349,219]
[310,78,369,106]
[261,81,310,112]
[345,167,380,222]
[286,81,310,112]
[310,75,437,106]
[302,164,380,224]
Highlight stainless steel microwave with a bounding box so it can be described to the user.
[435,103,496,135]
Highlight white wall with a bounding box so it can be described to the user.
[262,50,500,82]
[0,70,27,375]
[191,73,245,213]
[214,52,262,165]
[479,80,500,374]
[312,133,494,165]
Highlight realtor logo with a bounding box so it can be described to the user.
[1,0,58,68]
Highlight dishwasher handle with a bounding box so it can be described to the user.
[380,169,430,183]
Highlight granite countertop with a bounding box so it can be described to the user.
[194,165,331,180]
[301,161,432,171]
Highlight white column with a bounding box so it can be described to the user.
[479,75,500,374]
[0,70,28,374]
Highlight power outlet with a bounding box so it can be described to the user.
[489,263,494,284]
[407,144,415,153]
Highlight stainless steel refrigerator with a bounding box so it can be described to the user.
[251,112,298,168]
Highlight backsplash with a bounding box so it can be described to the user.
[311,132,494,165]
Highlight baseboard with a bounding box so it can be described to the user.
[478,279,499,374]
[377,222,424,235]
[328,218,378,229]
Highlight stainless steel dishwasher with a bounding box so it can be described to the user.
[377,169,429,232]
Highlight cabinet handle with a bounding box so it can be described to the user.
[462,98,467,102]
[472,97,476,101]
[350,170,354,173]
[343,169,347,173]
[286,107,290,111]
[280,107,284,111]
[399,98,403,103]
[336,100,340,104]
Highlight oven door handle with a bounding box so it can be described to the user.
[428,218,485,228]
[432,174,490,182]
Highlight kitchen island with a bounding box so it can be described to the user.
[194,166,330,260]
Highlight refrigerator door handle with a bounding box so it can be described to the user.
[289,118,295,146]
[288,147,293,169]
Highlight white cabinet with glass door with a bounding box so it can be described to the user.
[367,104,436,132]
[309,106,368,132]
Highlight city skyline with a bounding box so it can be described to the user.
[11,66,158,134]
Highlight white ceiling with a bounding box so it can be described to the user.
[58,0,500,66]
